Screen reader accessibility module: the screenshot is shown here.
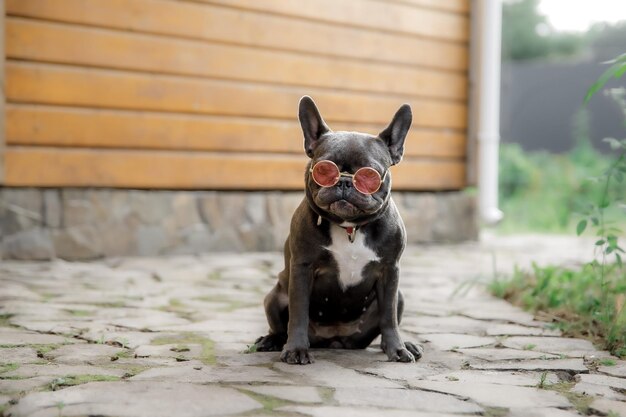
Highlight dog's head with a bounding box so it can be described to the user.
[299,96,411,223]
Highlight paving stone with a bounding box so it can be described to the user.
[402,315,490,335]
[357,362,442,382]
[599,362,626,378]
[0,236,617,415]
[134,344,202,359]
[577,373,626,390]
[423,370,559,386]
[0,376,56,394]
[456,304,540,326]
[274,360,403,389]
[238,385,323,403]
[334,387,484,414]
[410,380,571,408]
[0,347,40,364]
[280,405,464,417]
[589,398,626,417]
[501,336,596,357]
[216,352,276,366]
[573,381,626,401]
[45,343,124,364]
[0,329,72,346]
[470,358,589,373]
[7,381,262,417]
[508,408,582,417]
[485,323,560,336]
[80,329,164,348]
[131,362,289,384]
[573,373,626,401]
[7,320,86,336]
[0,283,42,301]
[457,348,560,361]
[107,312,191,330]
[420,333,495,350]
[3,364,126,379]
[159,319,265,335]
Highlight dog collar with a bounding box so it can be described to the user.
[317,215,358,243]
[344,226,357,243]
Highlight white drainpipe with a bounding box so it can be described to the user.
[471,0,504,224]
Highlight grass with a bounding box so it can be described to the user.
[237,390,290,414]
[0,314,15,327]
[0,363,19,374]
[151,333,215,365]
[490,262,626,358]
[35,344,61,358]
[48,375,121,391]
[110,350,134,361]
[498,141,625,233]
[545,382,593,415]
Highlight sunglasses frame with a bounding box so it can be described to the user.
[309,160,388,195]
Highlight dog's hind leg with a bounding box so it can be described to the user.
[254,281,289,351]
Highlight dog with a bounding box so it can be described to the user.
[254,96,422,364]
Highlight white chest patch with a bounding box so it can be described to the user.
[324,224,380,290]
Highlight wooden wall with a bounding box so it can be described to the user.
[1,0,470,190]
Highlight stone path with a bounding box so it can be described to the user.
[1,234,625,417]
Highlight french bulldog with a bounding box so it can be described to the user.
[254,96,423,364]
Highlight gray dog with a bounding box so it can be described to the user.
[254,96,422,365]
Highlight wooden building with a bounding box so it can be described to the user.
[1,0,469,190]
[0,0,477,259]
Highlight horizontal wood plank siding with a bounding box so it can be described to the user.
[5,0,468,71]
[5,148,465,190]
[3,0,470,190]
[376,0,469,14]
[6,62,467,128]
[195,0,469,42]
[6,18,467,100]
[6,105,466,158]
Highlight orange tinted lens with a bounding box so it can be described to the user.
[312,161,340,187]
[353,167,382,194]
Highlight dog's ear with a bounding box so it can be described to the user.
[299,96,331,158]
[379,104,412,165]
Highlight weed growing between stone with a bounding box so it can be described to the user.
[490,263,625,357]
[491,137,626,356]
[491,67,626,359]
[48,375,121,391]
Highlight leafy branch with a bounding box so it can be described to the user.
[584,53,626,104]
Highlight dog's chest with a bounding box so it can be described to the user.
[324,224,379,290]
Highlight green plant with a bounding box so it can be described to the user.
[498,141,621,233]
[56,401,66,417]
[489,263,626,357]
[600,358,616,366]
[577,74,626,354]
[584,53,626,103]
[537,371,549,389]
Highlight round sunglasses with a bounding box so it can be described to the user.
[310,160,388,195]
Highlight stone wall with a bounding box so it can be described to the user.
[0,188,477,260]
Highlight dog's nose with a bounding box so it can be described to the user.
[337,177,352,190]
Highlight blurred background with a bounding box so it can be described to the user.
[498,0,626,233]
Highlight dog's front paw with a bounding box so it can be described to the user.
[388,346,415,363]
[382,341,416,363]
[404,341,424,360]
[280,345,314,365]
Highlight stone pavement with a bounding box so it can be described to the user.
[1,234,625,417]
